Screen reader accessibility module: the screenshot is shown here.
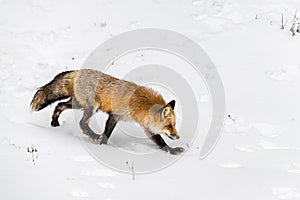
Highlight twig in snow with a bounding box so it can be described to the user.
[126,161,135,181]
[27,145,38,166]
[227,114,236,122]
[289,10,299,36]
[290,18,298,36]
[281,13,285,29]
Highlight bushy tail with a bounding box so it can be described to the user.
[30,70,77,111]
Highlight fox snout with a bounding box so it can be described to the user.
[171,133,180,140]
[165,132,180,140]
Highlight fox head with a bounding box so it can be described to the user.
[149,100,180,140]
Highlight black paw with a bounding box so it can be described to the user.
[99,135,108,145]
[51,120,60,127]
[169,147,185,155]
[89,133,101,144]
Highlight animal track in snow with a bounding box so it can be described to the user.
[127,21,141,30]
[80,169,118,177]
[190,13,206,21]
[272,188,300,199]
[224,115,283,138]
[251,122,281,138]
[218,162,244,168]
[97,182,115,189]
[287,163,300,174]
[191,0,203,6]
[69,155,95,162]
[265,69,292,81]
[223,116,250,135]
[70,189,89,198]
[259,141,290,150]
[235,144,256,152]
[287,169,300,174]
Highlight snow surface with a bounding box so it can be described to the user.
[1,0,300,199]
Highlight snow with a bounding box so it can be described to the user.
[251,122,282,138]
[80,169,119,177]
[71,189,89,198]
[287,163,300,174]
[272,188,300,199]
[96,182,116,189]
[234,144,257,153]
[218,162,244,168]
[258,140,290,150]
[69,155,96,162]
[1,0,300,199]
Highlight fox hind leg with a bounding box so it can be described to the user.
[51,98,74,127]
[79,107,101,143]
[145,129,184,155]
[99,114,118,145]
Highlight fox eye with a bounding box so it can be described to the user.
[167,125,173,129]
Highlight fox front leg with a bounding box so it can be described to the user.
[145,129,184,155]
[99,114,118,145]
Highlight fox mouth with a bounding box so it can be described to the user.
[165,133,179,140]
[167,135,175,140]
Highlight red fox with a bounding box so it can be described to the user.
[31,69,184,155]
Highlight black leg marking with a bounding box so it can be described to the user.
[51,99,73,127]
[99,114,118,145]
[150,134,168,149]
[145,129,184,155]
[79,107,100,143]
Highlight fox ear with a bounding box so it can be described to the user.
[161,106,171,119]
[167,100,176,110]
